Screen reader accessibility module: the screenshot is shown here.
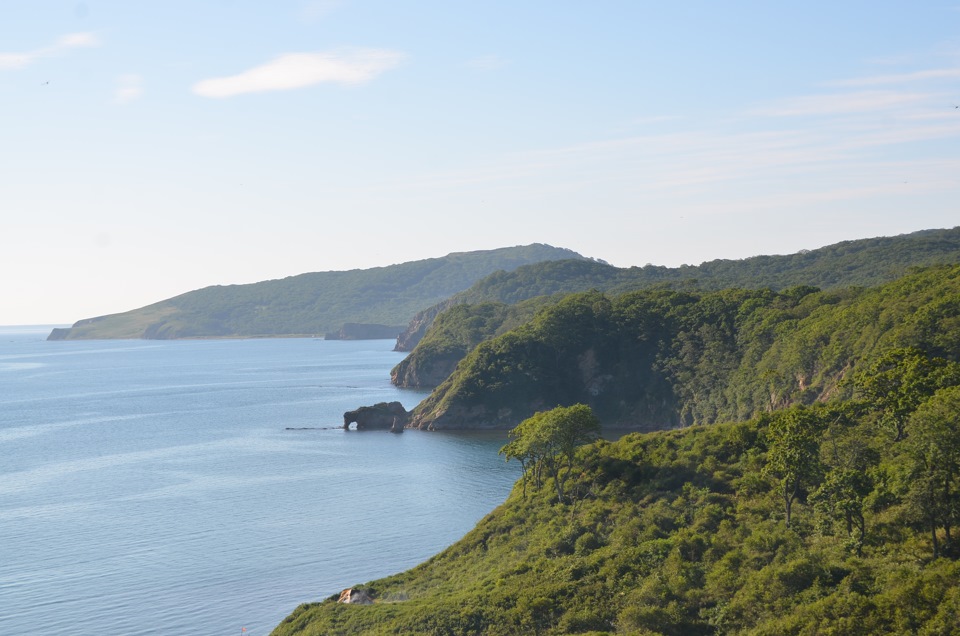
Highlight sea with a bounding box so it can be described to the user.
[0,327,520,636]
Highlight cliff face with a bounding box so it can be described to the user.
[390,349,464,389]
[408,402,525,431]
[393,302,453,352]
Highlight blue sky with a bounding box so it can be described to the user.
[3,1,959,325]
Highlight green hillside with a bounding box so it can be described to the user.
[272,398,960,635]
[393,227,960,392]
[464,226,960,303]
[47,244,584,340]
[272,266,960,636]
[394,227,960,360]
[409,264,960,430]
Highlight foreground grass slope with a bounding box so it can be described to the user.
[272,401,960,635]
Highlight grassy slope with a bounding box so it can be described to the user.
[271,416,960,635]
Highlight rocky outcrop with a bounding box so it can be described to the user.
[343,401,410,430]
[394,301,456,352]
[337,588,373,604]
[408,402,535,431]
[325,323,406,341]
[390,349,464,389]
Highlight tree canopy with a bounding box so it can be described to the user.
[500,404,601,503]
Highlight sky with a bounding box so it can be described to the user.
[2,1,959,325]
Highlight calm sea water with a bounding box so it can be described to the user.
[0,328,520,636]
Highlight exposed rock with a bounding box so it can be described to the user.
[337,588,373,604]
[393,301,457,352]
[390,349,464,389]
[343,401,410,430]
[325,323,406,341]
[408,402,542,431]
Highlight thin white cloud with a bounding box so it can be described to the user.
[192,49,405,98]
[0,32,99,70]
[751,90,930,117]
[467,54,507,71]
[57,32,99,48]
[115,74,144,104]
[0,53,31,70]
[829,67,960,87]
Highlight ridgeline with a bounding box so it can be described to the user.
[392,227,960,390]
[47,244,585,340]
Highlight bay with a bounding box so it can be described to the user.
[0,328,520,635]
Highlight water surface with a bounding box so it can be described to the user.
[0,328,519,635]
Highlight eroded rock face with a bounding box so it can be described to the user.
[343,401,410,430]
[408,401,545,431]
[390,350,463,389]
[337,588,373,604]
[393,302,455,352]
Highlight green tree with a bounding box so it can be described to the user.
[855,347,960,441]
[764,408,824,527]
[810,467,871,555]
[904,386,960,558]
[500,404,601,503]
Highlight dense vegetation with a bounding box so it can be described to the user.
[461,226,960,305]
[47,244,584,339]
[271,253,960,635]
[272,385,960,635]
[395,226,960,357]
[392,298,553,388]
[409,264,960,430]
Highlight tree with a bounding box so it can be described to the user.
[764,408,824,527]
[855,347,960,442]
[500,404,601,503]
[903,386,960,559]
[811,468,871,555]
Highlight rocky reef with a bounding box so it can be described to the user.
[343,401,410,431]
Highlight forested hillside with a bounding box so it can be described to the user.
[273,262,960,636]
[408,264,960,430]
[394,226,960,356]
[464,226,960,303]
[273,393,960,635]
[47,244,584,340]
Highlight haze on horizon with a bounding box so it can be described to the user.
[3,1,959,325]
